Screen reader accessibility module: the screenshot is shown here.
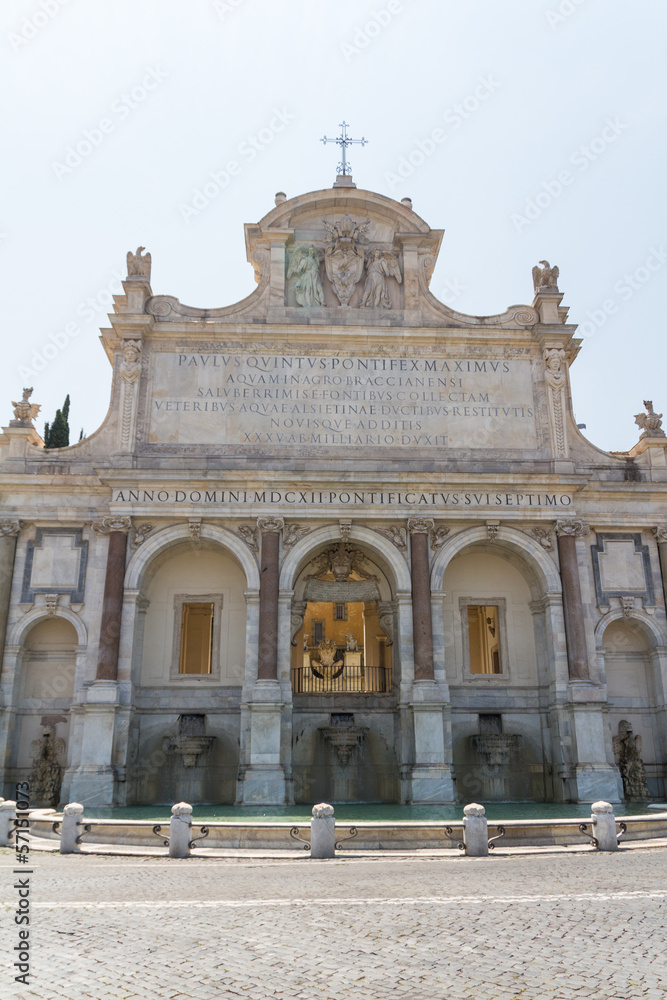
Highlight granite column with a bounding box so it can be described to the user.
[408,518,434,680]
[556,520,590,680]
[0,522,20,671]
[96,522,131,680]
[257,517,283,680]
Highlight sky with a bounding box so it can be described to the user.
[2,0,666,452]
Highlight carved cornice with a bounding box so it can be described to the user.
[92,516,132,535]
[555,519,590,538]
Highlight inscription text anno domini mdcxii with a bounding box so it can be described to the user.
[147,352,537,449]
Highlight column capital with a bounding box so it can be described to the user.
[408,517,434,535]
[0,519,22,537]
[92,516,132,535]
[257,516,284,534]
[652,526,667,543]
[556,519,590,538]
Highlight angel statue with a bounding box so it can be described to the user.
[532,260,559,292]
[287,245,325,307]
[613,720,650,800]
[361,250,402,309]
[11,387,41,427]
[634,400,665,439]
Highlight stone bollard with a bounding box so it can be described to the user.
[463,802,489,857]
[60,802,84,854]
[310,803,335,859]
[591,800,619,852]
[0,800,17,847]
[169,802,193,858]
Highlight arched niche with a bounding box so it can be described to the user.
[137,538,248,686]
[598,615,664,787]
[10,616,78,788]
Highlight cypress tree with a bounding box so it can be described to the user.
[43,395,71,449]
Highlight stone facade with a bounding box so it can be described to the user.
[1,180,666,807]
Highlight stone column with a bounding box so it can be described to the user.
[653,527,667,609]
[94,517,132,681]
[556,520,590,680]
[408,518,434,681]
[237,517,287,805]
[0,521,21,672]
[257,517,283,681]
[69,517,131,807]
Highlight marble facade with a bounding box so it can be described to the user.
[1,179,666,808]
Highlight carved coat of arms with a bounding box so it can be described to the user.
[322,215,370,305]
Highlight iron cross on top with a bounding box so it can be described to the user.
[321,121,368,176]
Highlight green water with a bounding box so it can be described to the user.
[83,802,659,824]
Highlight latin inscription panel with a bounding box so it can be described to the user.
[147,351,538,450]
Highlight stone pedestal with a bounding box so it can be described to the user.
[406,682,456,803]
[60,802,84,854]
[568,687,622,803]
[310,802,335,859]
[591,800,619,851]
[462,802,489,857]
[68,681,120,807]
[238,681,287,804]
[169,801,193,858]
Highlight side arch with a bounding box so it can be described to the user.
[7,607,88,648]
[125,522,260,591]
[594,609,665,649]
[430,525,562,596]
[279,523,411,593]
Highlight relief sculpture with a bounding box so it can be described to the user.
[322,214,369,305]
[287,245,324,307]
[361,250,402,309]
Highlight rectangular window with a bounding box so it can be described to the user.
[333,603,347,621]
[312,620,325,645]
[467,605,502,674]
[179,603,214,675]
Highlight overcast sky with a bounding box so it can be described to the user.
[2,0,665,452]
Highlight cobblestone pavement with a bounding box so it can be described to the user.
[1,848,666,1000]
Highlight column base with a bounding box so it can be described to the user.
[66,766,119,808]
[236,765,288,805]
[570,764,623,804]
[403,765,457,804]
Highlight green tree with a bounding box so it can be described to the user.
[43,395,71,449]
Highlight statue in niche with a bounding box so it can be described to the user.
[613,720,650,800]
[361,250,402,309]
[532,259,559,292]
[322,215,369,305]
[287,246,325,307]
[11,387,41,427]
[635,400,665,439]
[29,726,65,807]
